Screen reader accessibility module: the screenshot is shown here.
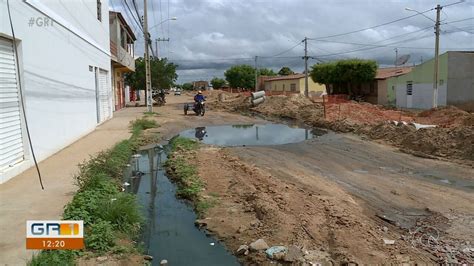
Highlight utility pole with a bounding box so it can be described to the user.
[143,0,152,112]
[304,37,309,97]
[254,56,258,92]
[433,4,442,108]
[155,38,170,59]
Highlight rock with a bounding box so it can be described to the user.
[244,250,249,256]
[236,244,249,255]
[195,219,207,227]
[160,259,168,265]
[383,239,395,245]
[250,219,260,228]
[249,239,269,251]
[284,245,304,262]
[266,246,287,260]
[144,255,153,261]
[382,226,388,233]
[237,225,246,233]
[96,256,108,262]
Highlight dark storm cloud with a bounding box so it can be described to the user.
[111,0,474,83]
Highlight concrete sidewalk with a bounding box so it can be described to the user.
[0,107,145,265]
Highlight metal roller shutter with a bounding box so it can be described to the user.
[0,38,24,171]
[98,69,111,122]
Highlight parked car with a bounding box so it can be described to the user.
[175,90,181,96]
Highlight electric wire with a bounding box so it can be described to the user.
[6,0,44,190]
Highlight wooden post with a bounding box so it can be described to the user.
[323,94,326,119]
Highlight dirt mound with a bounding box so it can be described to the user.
[326,102,413,125]
[207,92,251,112]
[253,95,323,120]
[416,106,473,128]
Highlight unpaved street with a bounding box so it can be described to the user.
[157,94,473,264]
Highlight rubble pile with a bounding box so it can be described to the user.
[207,92,474,163]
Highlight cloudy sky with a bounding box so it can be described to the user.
[110,0,474,84]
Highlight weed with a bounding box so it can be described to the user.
[169,136,198,151]
[28,250,75,266]
[30,117,159,265]
[84,220,115,252]
[97,193,143,235]
[143,111,159,116]
[131,118,158,135]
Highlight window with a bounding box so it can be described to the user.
[406,81,413,96]
[290,83,296,92]
[97,0,102,21]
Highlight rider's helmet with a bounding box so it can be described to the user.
[198,90,202,94]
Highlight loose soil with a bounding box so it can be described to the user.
[207,91,474,164]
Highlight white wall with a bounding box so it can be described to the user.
[0,0,111,183]
[395,83,447,109]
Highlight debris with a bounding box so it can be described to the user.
[284,245,304,262]
[123,182,130,187]
[382,226,388,233]
[302,225,316,240]
[236,244,249,255]
[383,239,395,245]
[266,246,287,260]
[96,256,108,262]
[160,259,168,265]
[144,255,153,260]
[132,154,141,158]
[249,238,269,251]
[410,122,437,130]
[210,242,215,246]
[194,219,207,227]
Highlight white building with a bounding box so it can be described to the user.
[0,0,113,183]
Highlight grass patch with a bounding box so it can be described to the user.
[143,111,159,117]
[165,137,216,217]
[29,118,158,265]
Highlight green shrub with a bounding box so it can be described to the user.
[169,136,198,151]
[131,118,158,135]
[97,193,143,235]
[28,250,75,266]
[85,220,115,252]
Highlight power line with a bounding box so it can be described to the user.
[308,8,434,40]
[443,17,474,24]
[122,0,144,33]
[6,0,44,189]
[268,40,304,57]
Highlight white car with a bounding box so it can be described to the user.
[174,90,181,96]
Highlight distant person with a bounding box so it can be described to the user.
[194,90,205,103]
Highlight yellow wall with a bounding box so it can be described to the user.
[298,78,325,94]
[266,77,326,94]
[266,79,300,92]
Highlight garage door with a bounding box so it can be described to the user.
[0,38,24,171]
[98,69,111,123]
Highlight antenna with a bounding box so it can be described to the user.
[395,54,410,66]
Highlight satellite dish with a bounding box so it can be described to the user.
[395,54,410,66]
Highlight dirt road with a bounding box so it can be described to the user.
[157,94,473,264]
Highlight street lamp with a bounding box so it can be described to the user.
[149,17,177,30]
[405,6,441,108]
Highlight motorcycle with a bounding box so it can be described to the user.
[184,100,205,116]
[152,94,166,106]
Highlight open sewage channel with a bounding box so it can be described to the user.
[123,123,474,265]
[122,123,320,265]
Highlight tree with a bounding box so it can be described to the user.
[181,83,193,91]
[258,68,277,76]
[125,57,178,91]
[224,64,255,89]
[310,59,377,94]
[210,77,226,89]
[278,66,294,76]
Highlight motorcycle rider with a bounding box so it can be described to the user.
[194,90,205,103]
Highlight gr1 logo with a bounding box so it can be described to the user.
[26,220,84,250]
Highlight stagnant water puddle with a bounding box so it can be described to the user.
[179,123,326,146]
[125,146,239,265]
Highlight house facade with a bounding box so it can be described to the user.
[193,80,209,90]
[388,51,474,110]
[375,66,413,106]
[264,74,326,96]
[0,0,112,183]
[109,11,136,111]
